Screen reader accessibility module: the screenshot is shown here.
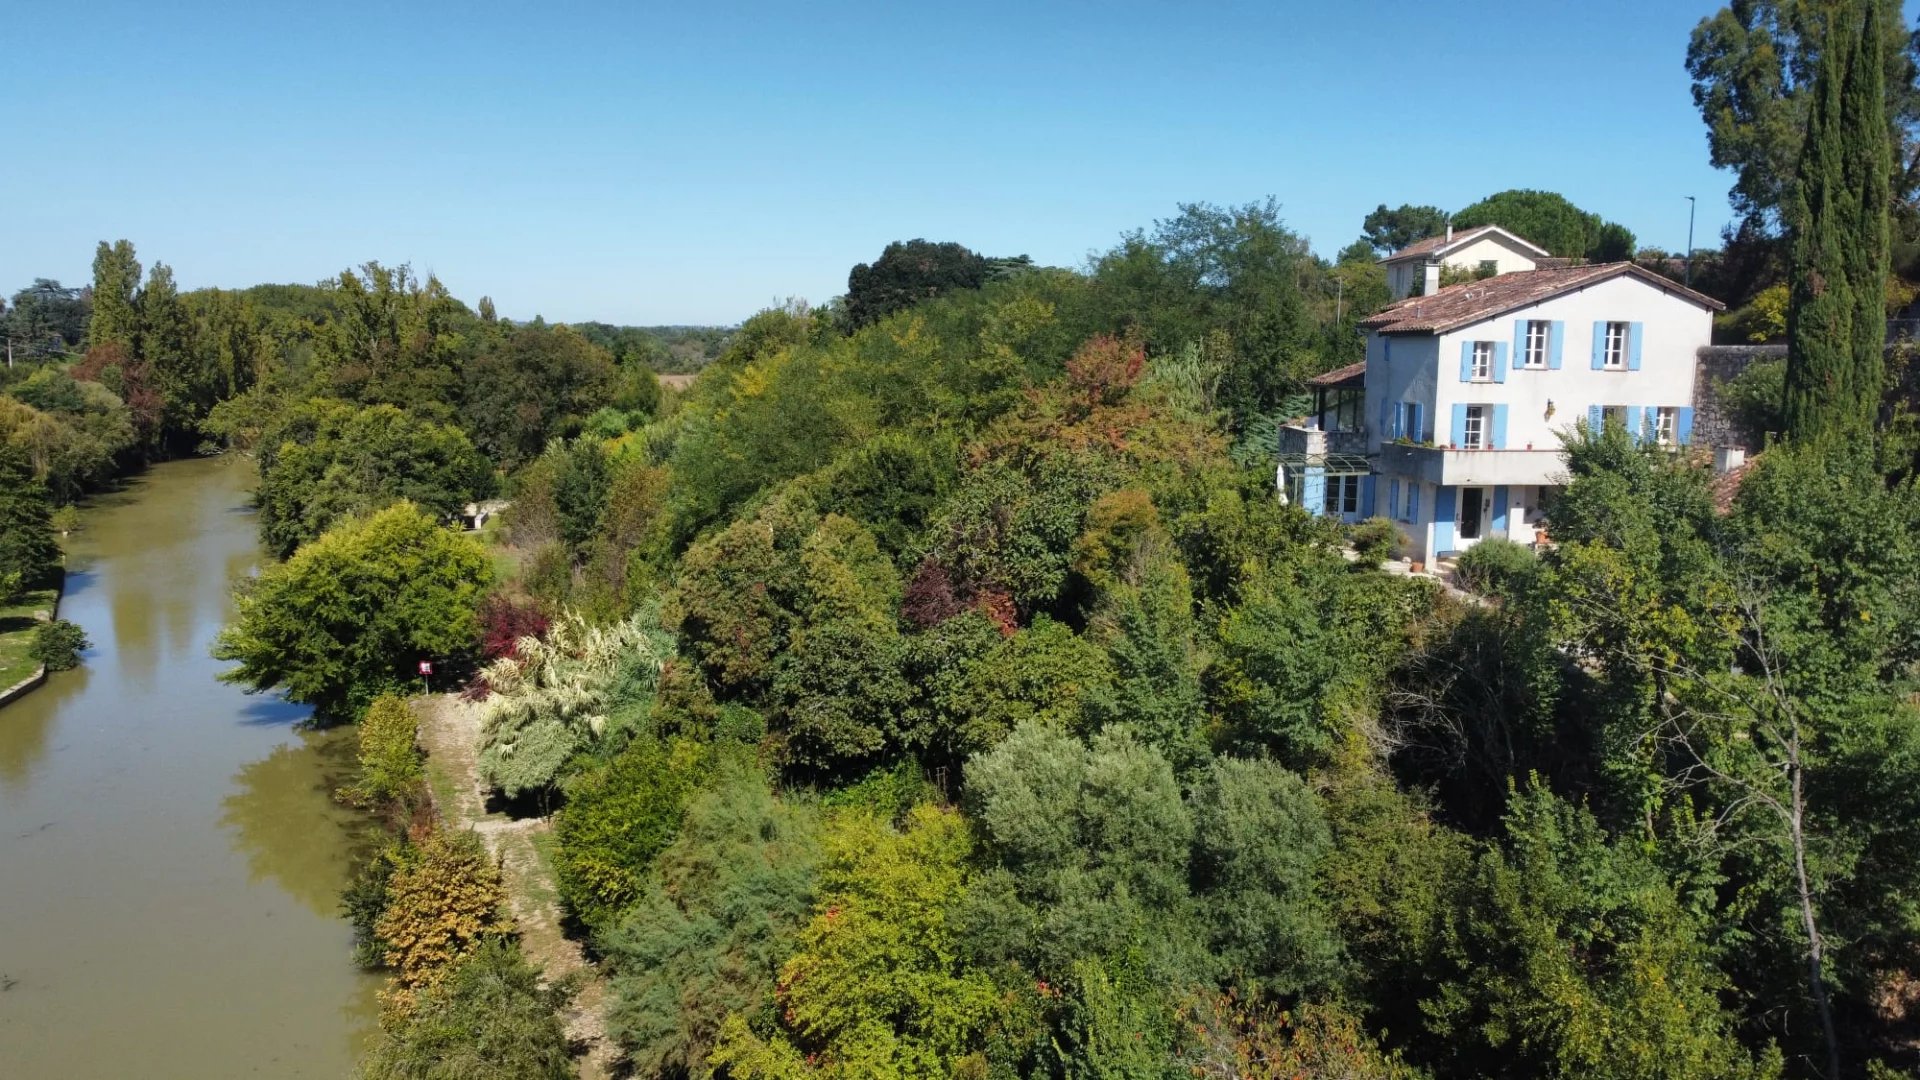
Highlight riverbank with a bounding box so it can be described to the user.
[0,567,65,707]
[412,692,616,1079]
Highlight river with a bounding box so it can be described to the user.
[0,455,379,1078]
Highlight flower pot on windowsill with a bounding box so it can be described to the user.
[1410,560,1426,574]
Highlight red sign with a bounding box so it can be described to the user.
[418,661,434,676]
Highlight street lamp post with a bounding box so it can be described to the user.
[1685,196,1697,287]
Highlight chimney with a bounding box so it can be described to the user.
[1445,224,1454,243]
[1423,262,1441,295]
[1714,446,1746,474]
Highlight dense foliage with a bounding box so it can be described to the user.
[356,938,574,1080]
[213,502,493,719]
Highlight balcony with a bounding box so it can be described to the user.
[1376,441,1567,487]
[1278,423,1370,471]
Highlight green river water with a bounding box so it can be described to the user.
[0,454,380,1078]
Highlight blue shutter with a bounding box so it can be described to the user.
[1389,478,1401,519]
[1491,404,1509,450]
[1303,468,1327,517]
[1361,475,1376,518]
[1492,342,1508,383]
[1549,321,1565,369]
[1410,403,1424,442]
[1591,322,1607,369]
[1450,404,1468,447]
[1513,320,1529,368]
[1625,406,1645,443]
[1675,406,1695,446]
[1459,340,1475,382]
[1383,336,1392,363]
[1433,486,1455,554]
[1628,322,1644,370]
[1588,404,1603,434]
[1492,485,1509,534]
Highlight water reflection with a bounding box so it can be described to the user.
[219,728,375,919]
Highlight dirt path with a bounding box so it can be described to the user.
[413,694,617,1080]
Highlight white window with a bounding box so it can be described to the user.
[1655,406,1677,445]
[1323,475,1361,517]
[1524,320,1550,368]
[1604,321,1630,368]
[1601,405,1628,431]
[1471,341,1494,380]
[1463,405,1487,449]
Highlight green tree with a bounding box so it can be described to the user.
[1785,2,1886,439]
[1451,190,1636,261]
[845,239,992,329]
[1359,203,1450,255]
[0,444,59,600]
[459,324,619,469]
[87,239,140,350]
[343,695,424,813]
[553,735,713,934]
[599,771,823,1079]
[213,501,494,719]
[1687,0,1920,234]
[254,399,492,558]
[1424,784,1780,1080]
[357,938,573,1080]
[709,805,999,1080]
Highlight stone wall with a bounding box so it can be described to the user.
[1693,345,1785,451]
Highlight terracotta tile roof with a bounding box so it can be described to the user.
[1306,361,1366,388]
[1711,458,1756,514]
[1380,230,1473,263]
[1360,262,1725,334]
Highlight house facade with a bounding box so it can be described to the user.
[1380,224,1551,300]
[1283,249,1723,563]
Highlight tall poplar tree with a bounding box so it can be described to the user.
[86,239,141,351]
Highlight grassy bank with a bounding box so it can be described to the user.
[0,576,62,694]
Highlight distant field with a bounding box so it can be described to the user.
[0,581,60,692]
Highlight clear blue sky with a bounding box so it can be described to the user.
[0,1,1855,325]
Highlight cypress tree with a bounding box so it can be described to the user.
[1784,7,1857,441]
[1841,0,1892,427]
[86,239,141,351]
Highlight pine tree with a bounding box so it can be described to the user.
[86,239,141,351]
[1841,0,1892,427]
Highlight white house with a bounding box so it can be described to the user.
[1281,248,1724,562]
[1380,224,1552,300]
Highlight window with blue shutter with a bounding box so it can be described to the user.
[1628,323,1644,370]
[1491,404,1509,449]
[1625,405,1644,443]
[1591,322,1607,369]
[1410,403,1423,442]
[1433,486,1454,553]
[1675,406,1694,445]
[1450,404,1468,447]
[1513,320,1529,368]
[1362,475,1376,517]
[1459,341,1476,382]
[1549,321,1565,369]
[1492,342,1508,383]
